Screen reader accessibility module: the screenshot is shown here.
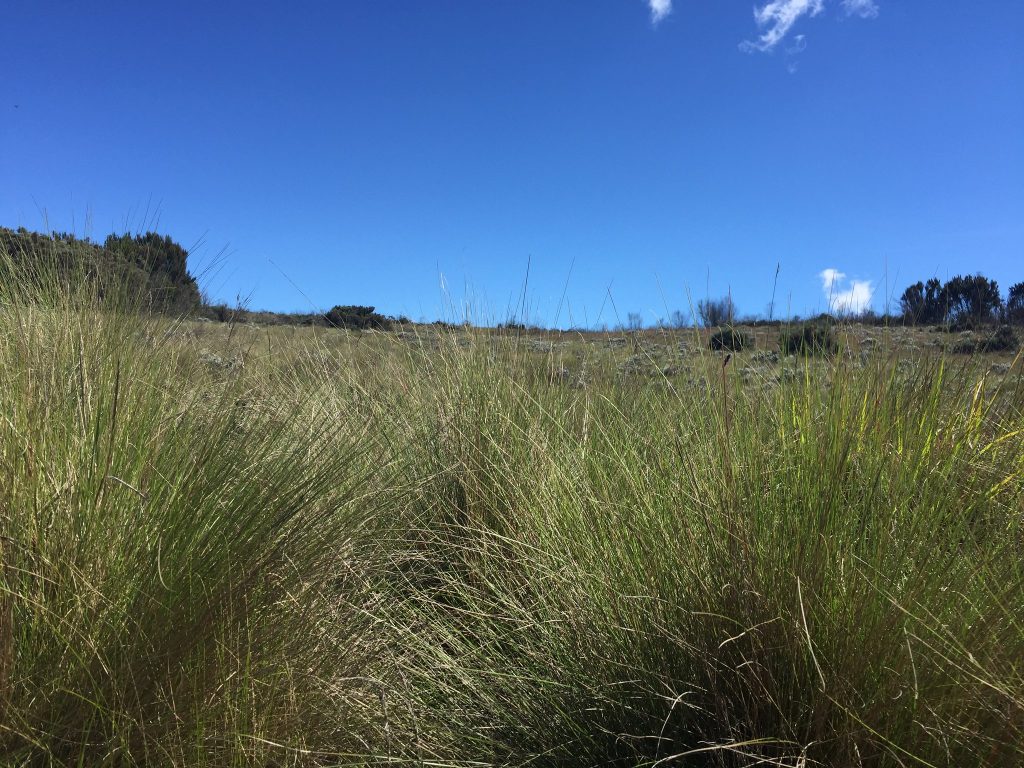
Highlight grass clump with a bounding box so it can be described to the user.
[0,249,401,766]
[382,348,1024,767]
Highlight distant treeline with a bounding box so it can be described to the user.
[633,275,1024,332]
[6,227,1022,332]
[202,302,414,331]
[899,275,1023,327]
[0,227,415,331]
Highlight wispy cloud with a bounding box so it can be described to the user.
[741,0,879,52]
[786,34,808,55]
[820,268,874,314]
[640,0,878,49]
[647,0,672,24]
[785,33,807,72]
[742,0,824,52]
[841,0,879,18]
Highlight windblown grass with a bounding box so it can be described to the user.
[1,243,1022,766]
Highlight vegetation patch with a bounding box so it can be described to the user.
[2,234,1023,767]
[953,324,1020,354]
[325,304,393,330]
[780,323,839,356]
[0,227,200,313]
[708,326,750,351]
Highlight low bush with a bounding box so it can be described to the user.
[981,324,1019,352]
[953,324,1020,354]
[708,326,750,351]
[324,304,392,330]
[780,323,839,356]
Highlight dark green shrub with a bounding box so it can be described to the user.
[982,325,1019,352]
[709,326,750,351]
[953,325,1019,354]
[780,324,838,356]
[202,303,234,323]
[0,226,201,313]
[952,337,976,354]
[324,305,392,330]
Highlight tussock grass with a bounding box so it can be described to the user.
[1,242,1022,766]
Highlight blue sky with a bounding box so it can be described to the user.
[2,1,1022,326]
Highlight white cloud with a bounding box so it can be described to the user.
[648,0,672,24]
[820,268,874,314]
[741,0,879,52]
[742,0,825,52]
[841,0,879,18]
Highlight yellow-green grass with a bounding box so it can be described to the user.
[1,248,1022,766]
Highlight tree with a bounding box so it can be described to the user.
[900,281,926,323]
[899,277,944,324]
[669,310,689,329]
[942,274,1002,327]
[1007,282,1024,325]
[626,312,644,331]
[697,296,736,328]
